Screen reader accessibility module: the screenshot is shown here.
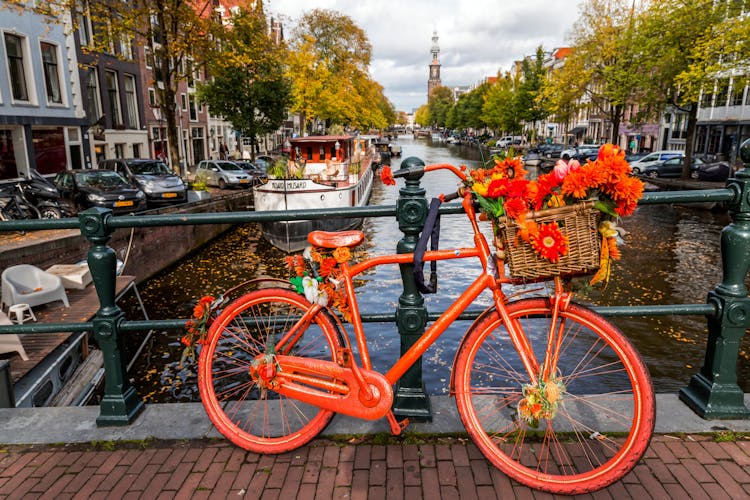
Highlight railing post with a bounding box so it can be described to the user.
[392,156,431,421]
[79,208,144,426]
[680,139,750,419]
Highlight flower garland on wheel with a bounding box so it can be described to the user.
[466,144,643,284]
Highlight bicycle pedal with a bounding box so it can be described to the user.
[385,412,409,436]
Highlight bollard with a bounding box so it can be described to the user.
[680,139,750,419]
[79,208,144,426]
[392,156,432,421]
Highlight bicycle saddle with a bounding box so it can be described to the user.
[308,230,364,249]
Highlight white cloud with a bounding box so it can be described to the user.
[268,0,581,111]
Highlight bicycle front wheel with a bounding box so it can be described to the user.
[198,288,342,454]
[454,298,654,495]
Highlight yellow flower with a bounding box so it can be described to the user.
[472,182,489,197]
[332,246,351,264]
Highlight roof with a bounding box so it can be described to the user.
[289,135,354,144]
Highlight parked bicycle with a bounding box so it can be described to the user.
[196,161,655,495]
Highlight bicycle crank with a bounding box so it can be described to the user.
[249,354,394,420]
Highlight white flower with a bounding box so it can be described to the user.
[302,276,318,303]
[302,276,329,306]
[303,246,313,261]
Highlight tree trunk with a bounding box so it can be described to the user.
[682,103,698,179]
[610,104,622,145]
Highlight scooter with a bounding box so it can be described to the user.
[16,169,66,219]
[0,183,40,222]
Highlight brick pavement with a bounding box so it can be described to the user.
[0,434,749,499]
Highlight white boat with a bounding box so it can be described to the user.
[253,135,375,252]
[431,132,446,142]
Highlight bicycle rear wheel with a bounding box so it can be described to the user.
[454,298,654,495]
[198,288,342,453]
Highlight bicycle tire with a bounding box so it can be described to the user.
[198,288,342,453]
[453,298,654,495]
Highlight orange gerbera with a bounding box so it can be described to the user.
[532,222,569,263]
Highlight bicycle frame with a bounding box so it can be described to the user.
[271,164,564,426]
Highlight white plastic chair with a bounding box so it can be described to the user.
[1,264,70,311]
[0,310,28,360]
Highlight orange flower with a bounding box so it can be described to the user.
[319,257,337,276]
[503,196,528,220]
[608,237,621,260]
[193,303,206,319]
[380,166,396,186]
[332,246,351,264]
[532,222,569,263]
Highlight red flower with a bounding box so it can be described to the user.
[487,178,511,199]
[380,166,396,186]
[503,197,528,220]
[532,222,569,263]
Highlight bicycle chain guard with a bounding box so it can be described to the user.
[265,355,394,420]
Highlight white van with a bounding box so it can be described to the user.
[496,135,524,148]
[629,150,684,174]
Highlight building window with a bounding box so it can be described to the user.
[84,66,101,122]
[123,74,138,128]
[77,8,92,47]
[181,93,187,111]
[144,47,152,68]
[729,81,744,106]
[105,70,122,127]
[4,33,29,101]
[148,87,156,107]
[132,143,141,158]
[715,78,729,107]
[188,94,197,121]
[40,42,62,104]
[115,143,125,158]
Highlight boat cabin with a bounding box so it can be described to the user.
[288,135,373,183]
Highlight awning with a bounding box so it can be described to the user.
[569,126,587,134]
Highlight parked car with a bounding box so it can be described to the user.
[53,169,147,215]
[625,152,649,163]
[641,156,704,178]
[98,158,187,206]
[561,144,600,160]
[233,161,268,185]
[629,150,684,174]
[537,143,565,159]
[695,160,732,182]
[194,160,253,189]
[253,155,276,172]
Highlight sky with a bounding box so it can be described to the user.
[267,0,582,112]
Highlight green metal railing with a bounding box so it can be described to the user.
[1,142,750,425]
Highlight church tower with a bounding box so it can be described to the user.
[427,30,441,101]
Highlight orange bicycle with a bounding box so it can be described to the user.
[198,163,655,495]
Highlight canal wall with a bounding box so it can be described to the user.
[0,190,254,284]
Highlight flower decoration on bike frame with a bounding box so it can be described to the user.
[466,145,643,283]
[285,247,353,322]
[182,295,223,363]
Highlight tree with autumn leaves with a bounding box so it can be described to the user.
[285,9,395,135]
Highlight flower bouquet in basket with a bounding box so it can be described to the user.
[467,144,644,283]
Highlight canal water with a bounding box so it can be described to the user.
[120,136,750,403]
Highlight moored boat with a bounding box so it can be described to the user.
[252,135,375,252]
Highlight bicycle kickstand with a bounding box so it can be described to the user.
[385,411,409,436]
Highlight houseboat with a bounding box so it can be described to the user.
[253,135,375,252]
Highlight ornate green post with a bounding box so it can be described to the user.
[680,139,750,419]
[79,208,144,426]
[393,156,431,421]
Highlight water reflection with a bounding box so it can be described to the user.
[120,136,749,402]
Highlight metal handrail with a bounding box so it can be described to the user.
[1,165,748,423]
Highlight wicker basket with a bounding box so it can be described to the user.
[494,201,601,280]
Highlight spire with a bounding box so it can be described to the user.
[431,30,440,63]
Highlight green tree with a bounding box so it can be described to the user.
[428,86,455,128]
[447,83,489,131]
[197,5,290,160]
[639,0,749,176]
[482,73,522,135]
[568,0,648,145]
[516,46,550,134]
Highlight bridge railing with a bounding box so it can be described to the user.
[1,150,749,425]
